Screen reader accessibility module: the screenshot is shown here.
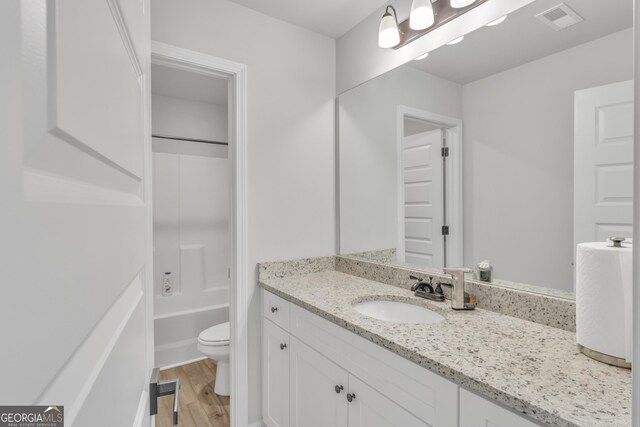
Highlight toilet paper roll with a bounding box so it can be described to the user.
[576,242,632,363]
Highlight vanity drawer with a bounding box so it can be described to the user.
[263,290,291,330]
[460,389,542,427]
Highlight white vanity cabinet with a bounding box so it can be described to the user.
[289,337,348,427]
[459,389,542,427]
[289,336,429,427]
[347,376,431,427]
[262,290,458,427]
[263,318,290,427]
[261,291,570,427]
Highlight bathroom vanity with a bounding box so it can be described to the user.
[259,257,631,427]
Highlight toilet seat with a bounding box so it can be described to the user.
[198,321,230,346]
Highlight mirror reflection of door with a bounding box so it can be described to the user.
[400,118,451,268]
[574,80,634,274]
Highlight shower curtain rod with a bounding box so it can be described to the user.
[152,134,228,146]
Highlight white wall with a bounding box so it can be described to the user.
[462,28,633,291]
[151,0,336,422]
[336,0,535,93]
[152,94,228,143]
[339,65,462,254]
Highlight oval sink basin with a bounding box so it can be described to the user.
[352,300,444,324]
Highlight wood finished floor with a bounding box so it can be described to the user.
[158,359,230,427]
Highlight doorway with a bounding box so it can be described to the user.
[396,106,464,268]
[151,60,231,366]
[150,42,248,427]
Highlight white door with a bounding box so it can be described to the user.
[347,376,430,427]
[400,129,445,267]
[289,337,348,427]
[263,320,290,427]
[1,1,153,427]
[574,81,633,249]
[459,389,538,427]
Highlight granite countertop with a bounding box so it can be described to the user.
[259,270,632,427]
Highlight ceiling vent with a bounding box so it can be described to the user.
[535,3,584,31]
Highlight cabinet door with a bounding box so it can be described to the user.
[348,376,432,427]
[460,389,541,427]
[263,319,290,427]
[290,337,348,427]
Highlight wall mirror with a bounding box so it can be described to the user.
[337,0,633,296]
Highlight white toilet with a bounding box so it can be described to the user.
[197,321,230,396]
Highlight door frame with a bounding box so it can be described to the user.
[396,105,463,267]
[149,41,249,427]
[633,1,640,421]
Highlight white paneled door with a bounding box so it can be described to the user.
[1,1,153,427]
[574,81,634,248]
[401,129,445,267]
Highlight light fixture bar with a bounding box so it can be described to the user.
[391,0,489,49]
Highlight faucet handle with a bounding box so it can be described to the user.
[411,276,434,293]
[434,282,444,295]
[442,267,473,274]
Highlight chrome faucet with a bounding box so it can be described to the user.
[442,267,476,310]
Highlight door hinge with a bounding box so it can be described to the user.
[442,225,450,236]
[441,147,449,157]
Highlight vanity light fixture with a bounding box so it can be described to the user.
[486,15,507,26]
[378,0,489,49]
[414,52,430,60]
[450,0,477,8]
[410,0,435,30]
[446,35,464,45]
[378,6,400,48]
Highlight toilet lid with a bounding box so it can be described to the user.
[199,322,230,344]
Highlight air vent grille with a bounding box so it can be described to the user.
[536,3,584,31]
[543,8,568,21]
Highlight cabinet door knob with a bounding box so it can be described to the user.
[347,393,356,402]
[271,307,278,313]
[280,343,287,350]
[335,385,344,394]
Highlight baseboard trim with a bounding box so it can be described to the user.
[159,356,208,371]
[248,420,265,427]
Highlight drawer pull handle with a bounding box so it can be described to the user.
[280,343,287,350]
[271,307,278,313]
[347,393,356,402]
[335,385,344,394]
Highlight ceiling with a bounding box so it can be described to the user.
[228,0,389,39]
[151,64,228,105]
[150,0,632,93]
[408,0,633,84]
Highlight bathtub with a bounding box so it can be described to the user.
[154,287,229,368]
